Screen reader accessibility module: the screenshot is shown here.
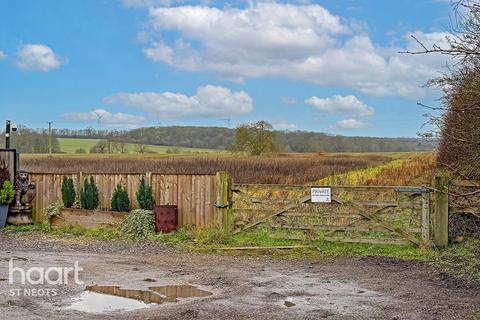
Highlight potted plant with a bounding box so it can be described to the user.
[0,181,15,228]
[0,161,14,228]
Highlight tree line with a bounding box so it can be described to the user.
[3,124,436,154]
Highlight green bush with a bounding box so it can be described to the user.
[0,181,15,205]
[119,209,155,239]
[75,148,86,154]
[80,177,99,210]
[111,184,130,212]
[61,176,76,208]
[136,176,154,210]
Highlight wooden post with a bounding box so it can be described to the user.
[421,192,431,246]
[146,172,152,187]
[433,176,449,248]
[216,171,233,233]
[78,172,84,194]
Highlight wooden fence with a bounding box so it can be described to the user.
[27,170,468,247]
[31,172,218,227]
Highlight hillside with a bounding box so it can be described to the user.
[54,126,437,153]
[57,138,224,155]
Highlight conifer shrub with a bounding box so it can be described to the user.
[80,177,99,210]
[61,176,76,208]
[111,184,130,212]
[136,176,154,210]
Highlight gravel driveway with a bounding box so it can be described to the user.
[0,232,478,320]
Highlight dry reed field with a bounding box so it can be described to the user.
[21,154,390,184]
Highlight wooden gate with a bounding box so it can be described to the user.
[231,183,433,246]
[0,148,18,182]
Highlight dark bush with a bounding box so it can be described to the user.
[61,176,76,208]
[437,70,480,178]
[136,176,154,210]
[80,177,99,210]
[111,184,130,212]
[0,160,11,187]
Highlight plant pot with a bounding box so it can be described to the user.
[0,205,9,228]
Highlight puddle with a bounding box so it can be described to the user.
[67,284,212,314]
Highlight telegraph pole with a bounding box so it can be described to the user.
[47,121,53,155]
[5,120,11,148]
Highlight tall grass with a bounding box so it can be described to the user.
[21,154,390,184]
[318,153,437,186]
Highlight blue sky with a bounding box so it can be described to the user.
[0,0,454,137]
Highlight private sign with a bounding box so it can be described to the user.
[311,187,332,203]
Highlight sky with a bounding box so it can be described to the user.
[0,0,456,137]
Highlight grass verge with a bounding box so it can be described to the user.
[3,224,479,284]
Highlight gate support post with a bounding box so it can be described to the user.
[421,192,432,246]
[433,176,449,248]
[216,171,233,234]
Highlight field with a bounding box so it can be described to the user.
[57,138,225,155]
[21,153,392,184]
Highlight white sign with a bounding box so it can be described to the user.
[311,187,331,203]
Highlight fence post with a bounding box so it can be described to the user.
[78,172,84,194]
[216,171,233,234]
[146,172,152,186]
[433,176,449,248]
[421,192,432,246]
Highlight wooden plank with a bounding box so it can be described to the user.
[433,176,449,248]
[421,192,431,246]
[212,245,314,251]
[332,196,420,246]
[323,237,410,246]
[216,172,233,232]
[270,224,422,233]
[233,184,421,192]
[450,179,480,187]
[235,194,312,234]
[208,175,216,226]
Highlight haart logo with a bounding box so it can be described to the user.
[9,259,84,286]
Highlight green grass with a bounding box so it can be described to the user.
[3,224,478,284]
[57,138,227,155]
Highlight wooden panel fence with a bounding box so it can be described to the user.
[30,172,218,227]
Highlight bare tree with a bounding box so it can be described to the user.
[403,1,480,177]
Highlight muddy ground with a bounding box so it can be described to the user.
[0,232,478,320]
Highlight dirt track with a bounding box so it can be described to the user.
[0,233,478,320]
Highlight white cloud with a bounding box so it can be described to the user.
[305,95,374,116]
[271,120,297,130]
[16,44,65,71]
[0,50,7,60]
[137,3,451,99]
[336,118,370,129]
[62,109,146,128]
[103,85,253,118]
